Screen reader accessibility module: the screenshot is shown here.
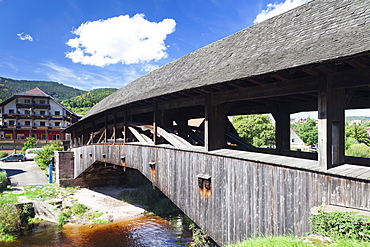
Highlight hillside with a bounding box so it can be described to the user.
[61,88,118,115]
[0,77,86,102]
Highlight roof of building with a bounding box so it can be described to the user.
[82,0,370,121]
[16,87,49,97]
[0,87,79,117]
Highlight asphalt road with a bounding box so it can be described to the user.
[0,161,48,186]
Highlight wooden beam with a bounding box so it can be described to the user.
[212,75,318,105]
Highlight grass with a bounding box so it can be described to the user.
[226,235,370,247]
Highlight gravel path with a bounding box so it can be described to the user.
[72,187,146,222]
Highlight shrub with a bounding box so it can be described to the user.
[70,203,87,215]
[0,201,21,236]
[310,209,370,241]
[34,142,63,169]
[345,143,370,158]
[0,151,8,159]
[0,170,7,191]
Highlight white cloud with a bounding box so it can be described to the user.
[65,14,176,67]
[17,32,33,41]
[254,0,310,24]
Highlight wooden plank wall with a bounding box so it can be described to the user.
[72,144,370,246]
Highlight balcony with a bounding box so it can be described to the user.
[16,102,50,110]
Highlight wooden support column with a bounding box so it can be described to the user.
[153,104,158,145]
[205,94,230,151]
[123,110,127,143]
[273,108,291,152]
[104,115,108,143]
[91,120,95,144]
[318,75,345,170]
[113,112,117,143]
[332,88,345,166]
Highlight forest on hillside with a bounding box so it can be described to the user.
[61,88,118,115]
[0,77,86,102]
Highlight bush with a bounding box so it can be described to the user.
[0,151,8,159]
[34,142,63,169]
[0,200,21,236]
[0,170,7,191]
[310,209,370,241]
[345,143,370,158]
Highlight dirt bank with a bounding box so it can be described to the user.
[71,187,146,223]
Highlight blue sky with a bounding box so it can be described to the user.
[0,0,311,91]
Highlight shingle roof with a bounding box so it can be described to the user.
[16,87,49,97]
[83,0,370,120]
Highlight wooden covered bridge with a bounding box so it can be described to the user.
[58,0,370,245]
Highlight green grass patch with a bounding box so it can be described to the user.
[226,236,370,247]
[226,236,308,247]
[91,219,109,224]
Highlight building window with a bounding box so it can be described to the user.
[25,99,31,104]
[25,110,31,114]
[55,122,60,127]
[17,134,25,140]
[40,122,46,126]
[55,111,60,116]
[39,100,46,104]
[25,121,30,126]
[41,134,47,140]
[9,120,15,126]
[40,111,45,115]
[9,109,15,114]
[53,134,60,140]
[5,133,12,139]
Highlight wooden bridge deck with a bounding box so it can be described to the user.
[66,144,370,246]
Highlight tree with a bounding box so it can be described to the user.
[291,117,318,145]
[21,137,38,152]
[233,114,275,148]
[345,124,370,146]
[345,143,370,158]
[34,142,63,169]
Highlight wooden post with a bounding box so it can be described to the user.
[153,104,158,145]
[332,88,345,166]
[273,109,291,152]
[91,120,95,144]
[318,75,345,170]
[318,75,332,170]
[123,110,127,143]
[113,112,117,143]
[205,94,211,151]
[205,94,229,151]
[104,115,108,143]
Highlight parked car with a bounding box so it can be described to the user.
[0,154,26,162]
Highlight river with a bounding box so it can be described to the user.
[2,214,193,247]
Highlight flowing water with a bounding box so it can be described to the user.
[2,214,193,247]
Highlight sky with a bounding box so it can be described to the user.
[0,0,311,91]
[1,0,369,117]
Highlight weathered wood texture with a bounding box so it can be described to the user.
[72,144,370,246]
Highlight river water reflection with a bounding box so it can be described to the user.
[2,214,193,247]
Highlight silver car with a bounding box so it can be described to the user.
[0,154,26,162]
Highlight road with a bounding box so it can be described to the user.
[0,161,48,186]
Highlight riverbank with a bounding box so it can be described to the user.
[69,187,146,224]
